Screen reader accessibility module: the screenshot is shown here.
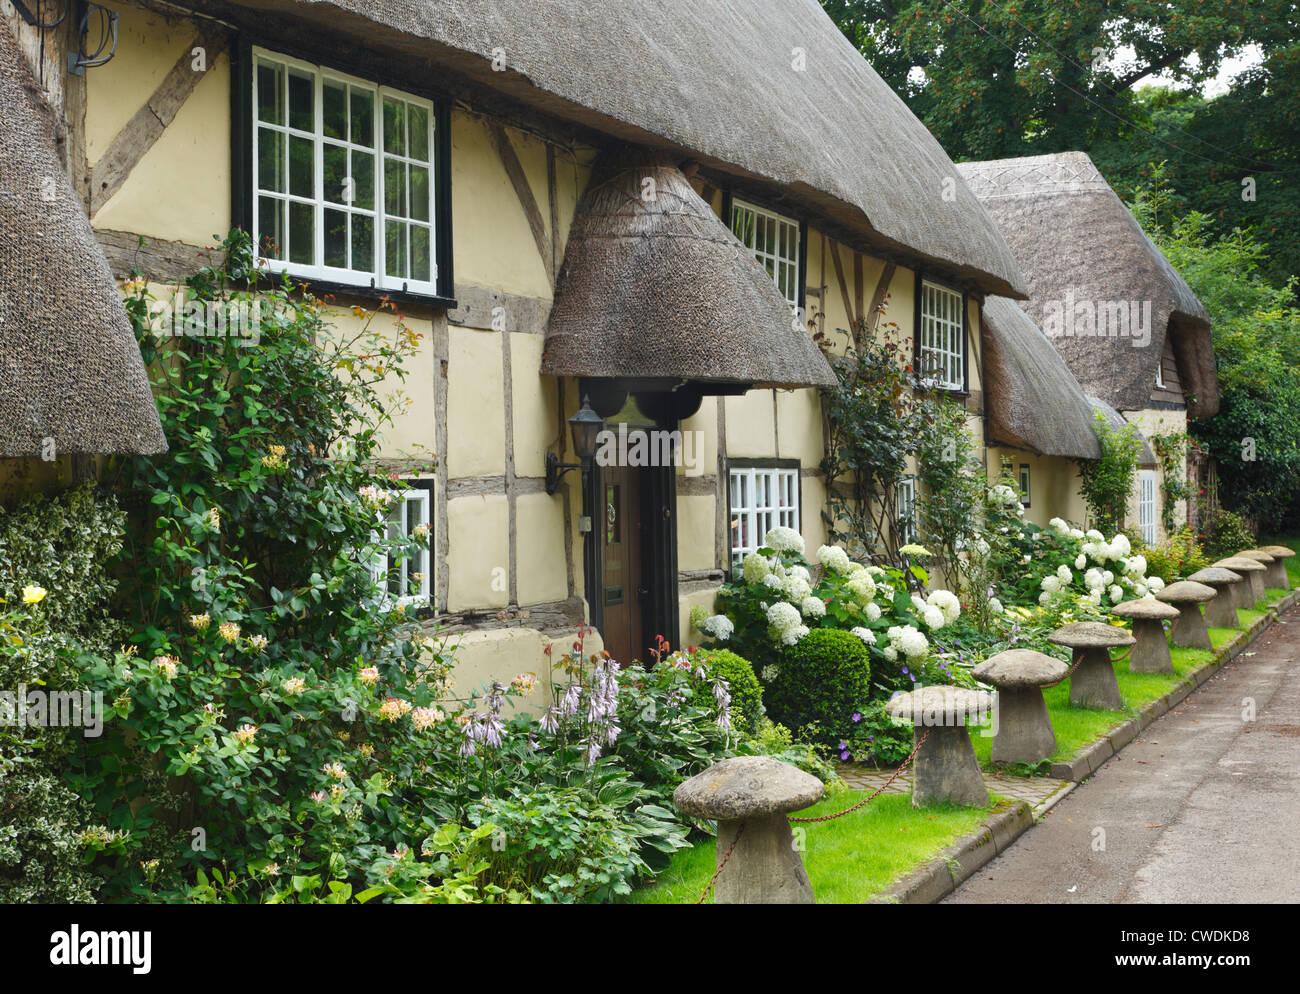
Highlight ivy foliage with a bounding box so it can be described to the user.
[1076,411,1142,535]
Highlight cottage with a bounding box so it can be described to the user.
[958,152,1218,543]
[4,0,1041,698]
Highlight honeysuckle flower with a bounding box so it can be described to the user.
[232,724,258,745]
[358,666,380,685]
[248,634,269,653]
[188,613,211,631]
[358,485,393,511]
[511,672,538,694]
[204,507,221,532]
[310,790,327,803]
[376,697,412,722]
[412,522,431,541]
[21,585,47,605]
[329,784,346,801]
[324,762,347,780]
[218,621,241,643]
[283,677,307,695]
[153,655,179,679]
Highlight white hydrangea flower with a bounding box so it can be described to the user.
[1085,568,1104,590]
[1109,585,1124,602]
[1041,575,1062,594]
[850,626,876,646]
[783,575,812,603]
[699,614,734,641]
[762,573,785,591]
[817,545,853,575]
[922,605,946,630]
[887,624,930,659]
[1056,564,1073,584]
[1110,533,1131,558]
[846,571,877,604]
[1049,517,1069,534]
[1069,528,1085,539]
[764,526,805,556]
[761,664,780,682]
[927,589,961,625]
[1126,555,1147,577]
[911,593,929,613]
[1133,583,1147,598]
[988,597,1004,615]
[1075,553,1087,570]
[882,646,898,662]
[766,601,808,646]
[864,602,882,622]
[742,552,771,585]
[800,595,826,618]
[1102,570,1115,585]
[1086,529,1105,542]
[1038,591,1052,605]
[1148,576,1166,593]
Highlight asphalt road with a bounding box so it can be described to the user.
[946,605,1300,904]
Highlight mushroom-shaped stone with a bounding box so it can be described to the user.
[1187,567,1242,629]
[1259,546,1295,590]
[1156,580,1216,650]
[1214,557,1267,610]
[973,650,1067,764]
[886,685,992,807]
[674,756,824,903]
[1110,598,1180,674]
[1048,621,1135,710]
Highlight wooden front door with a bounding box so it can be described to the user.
[601,464,646,667]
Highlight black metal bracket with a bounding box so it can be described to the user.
[545,451,583,496]
[10,0,69,28]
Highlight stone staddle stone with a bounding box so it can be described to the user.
[1157,580,1216,651]
[973,649,1067,764]
[1048,621,1134,710]
[1214,557,1267,610]
[887,686,992,806]
[1110,598,1180,675]
[1240,550,1275,600]
[674,756,824,904]
[1259,546,1295,590]
[1188,567,1242,629]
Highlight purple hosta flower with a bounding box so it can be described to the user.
[605,722,621,747]
[539,706,560,734]
[711,677,730,705]
[560,682,581,718]
[694,666,707,681]
[716,703,732,732]
[479,712,505,749]
[458,721,476,758]
[526,732,539,752]
[583,734,603,764]
[852,712,862,723]
[487,682,506,716]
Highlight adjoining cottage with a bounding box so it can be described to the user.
[958,152,1218,544]
[6,0,1043,693]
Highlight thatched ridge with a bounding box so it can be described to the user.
[1088,397,1158,468]
[542,151,836,389]
[0,20,165,458]
[981,296,1101,459]
[958,152,1217,418]
[216,0,1027,298]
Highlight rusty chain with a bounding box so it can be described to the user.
[1042,644,1132,688]
[696,822,743,905]
[789,727,931,824]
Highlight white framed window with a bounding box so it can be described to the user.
[1138,470,1157,544]
[1018,463,1032,508]
[919,279,965,390]
[729,463,800,562]
[1155,362,1166,389]
[897,476,918,546]
[251,48,438,294]
[731,198,801,310]
[371,484,433,606]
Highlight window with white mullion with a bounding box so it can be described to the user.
[370,486,433,607]
[919,279,964,391]
[1138,470,1157,544]
[730,465,800,563]
[731,198,801,310]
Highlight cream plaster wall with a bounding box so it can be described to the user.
[445,494,509,611]
[446,326,505,479]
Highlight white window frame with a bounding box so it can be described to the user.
[897,476,918,546]
[1155,362,1166,389]
[251,47,438,295]
[1138,470,1157,544]
[731,198,802,310]
[729,464,800,562]
[370,484,433,607]
[919,279,965,391]
[1018,463,1032,508]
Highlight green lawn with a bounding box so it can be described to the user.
[623,792,1003,904]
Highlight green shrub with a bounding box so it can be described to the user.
[1197,505,1256,561]
[691,649,763,732]
[1140,526,1209,582]
[765,629,872,744]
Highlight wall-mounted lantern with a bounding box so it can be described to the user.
[545,395,604,495]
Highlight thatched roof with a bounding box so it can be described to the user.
[218,0,1026,297]
[0,21,165,458]
[542,151,836,389]
[957,153,1217,418]
[1088,398,1157,468]
[981,296,1100,459]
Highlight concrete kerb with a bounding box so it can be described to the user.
[1046,591,1297,782]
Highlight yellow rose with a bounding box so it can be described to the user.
[22,585,47,605]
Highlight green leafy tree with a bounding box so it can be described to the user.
[1076,411,1141,534]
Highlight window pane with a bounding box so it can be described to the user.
[256,63,284,124]
[408,104,430,162]
[257,196,284,259]
[386,219,407,278]
[323,81,346,139]
[289,200,314,264]
[257,127,285,193]
[384,158,405,217]
[288,71,313,131]
[324,143,348,204]
[352,215,374,274]
[411,225,431,282]
[351,150,374,210]
[409,165,430,222]
[324,209,347,268]
[289,135,314,198]
[350,90,374,147]
[383,98,405,155]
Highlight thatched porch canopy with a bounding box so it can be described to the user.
[215,0,1027,298]
[958,152,1217,418]
[1089,397,1158,468]
[0,20,165,458]
[981,296,1101,459]
[543,153,835,389]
